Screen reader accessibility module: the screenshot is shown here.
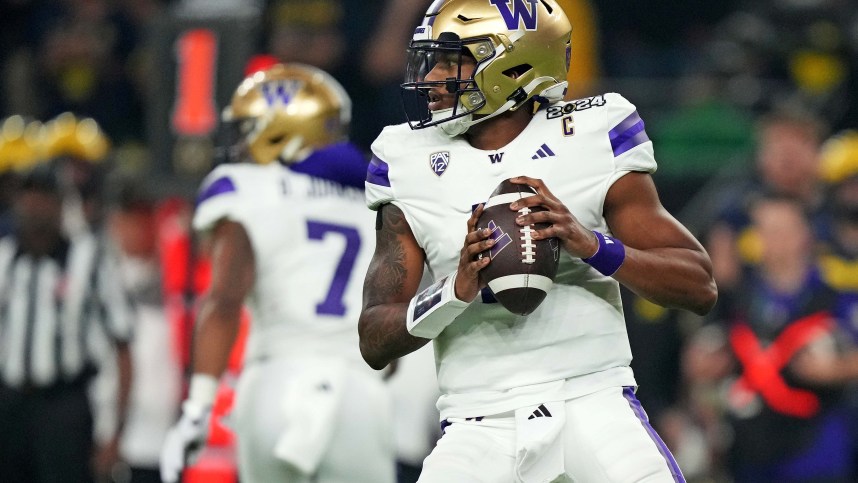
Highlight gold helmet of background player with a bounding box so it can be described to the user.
[402,0,571,135]
[42,112,110,162]
[0,115,47,173]
[819,130,858,184]
[222,63,351,165]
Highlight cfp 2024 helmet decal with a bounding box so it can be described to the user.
[219,63,351,165]
[401,0,572,136]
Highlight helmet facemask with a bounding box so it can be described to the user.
[401,33,493,135]
[213,118,251,165]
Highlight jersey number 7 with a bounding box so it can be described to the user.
[307,220,361,316]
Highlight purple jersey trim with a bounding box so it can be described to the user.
[609,111,650,157]
[366,155,391,187]
[196,176,236,206]
[622,387,686,483]
[288,142,368,189]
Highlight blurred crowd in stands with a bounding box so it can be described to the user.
[2,0,858,482]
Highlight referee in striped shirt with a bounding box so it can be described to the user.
[0,164,133,483]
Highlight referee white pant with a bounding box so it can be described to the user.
[419,386,684,483]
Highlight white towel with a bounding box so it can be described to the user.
[273,362,346,474]
[513,401,567,483]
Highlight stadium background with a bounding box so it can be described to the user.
[1,0,858,482]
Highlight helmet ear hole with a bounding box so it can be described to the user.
[503,64,532,80]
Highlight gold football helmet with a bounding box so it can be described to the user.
[221,63,351,165]
[0,116,46,173]
[43,112,110,162]
[402,0,571,135]
[820,130,858,184]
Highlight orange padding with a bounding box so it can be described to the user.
[183,445,238,483]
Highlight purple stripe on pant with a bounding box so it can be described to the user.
[622,387,686,483]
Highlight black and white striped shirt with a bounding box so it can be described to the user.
[0,233,133,389]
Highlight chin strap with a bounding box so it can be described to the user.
[434,78,568,138]
[434,108,474,137]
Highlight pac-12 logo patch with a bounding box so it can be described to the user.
[490,0,539,31]
[430,151,450,176]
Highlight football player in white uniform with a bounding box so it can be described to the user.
[359,1,717,482]
[160,64,395,483]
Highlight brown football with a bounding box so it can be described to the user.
[476,179,560,315]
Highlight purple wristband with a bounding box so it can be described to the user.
[581,231,625,276]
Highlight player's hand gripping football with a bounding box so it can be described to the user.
[508,176,599,259]
[455,204,494,301]
[159,401,211,483]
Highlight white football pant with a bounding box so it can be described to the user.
[232,358,396,483]
[419,386,684,483]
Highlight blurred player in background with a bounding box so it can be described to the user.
[692,193,857,482]
[160,63,394,483]
[105,182,183,483]
[359,1,717,481]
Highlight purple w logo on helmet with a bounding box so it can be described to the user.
[490,0,539,31]
[261,80,303,106]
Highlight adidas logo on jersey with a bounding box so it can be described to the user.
[531,143,555,159]
[527,404,553,419]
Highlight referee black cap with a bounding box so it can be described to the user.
[18,163,60,194]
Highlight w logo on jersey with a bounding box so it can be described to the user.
[430,151,450,176]
[490,0,539,31]
[261,80,303,106]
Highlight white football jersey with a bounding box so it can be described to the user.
[194,161,376,367]
[366,93,656,419]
